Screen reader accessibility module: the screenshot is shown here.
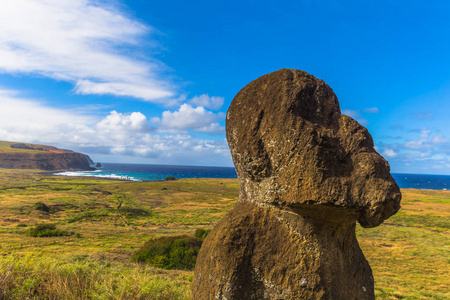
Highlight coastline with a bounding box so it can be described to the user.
[52,165,450,191]
[2,167,450,191]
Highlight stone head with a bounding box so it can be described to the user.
[226,69,401,227]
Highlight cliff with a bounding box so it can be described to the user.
[0,141,95,171]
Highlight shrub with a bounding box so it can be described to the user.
[131,236,203,270]
[29,223,72,237]
[194,228,211,239]
[34,202,50,213]
[121,207,152,217]
[164,176,176,181]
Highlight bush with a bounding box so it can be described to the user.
[121,207,152,217]
[131,236,203,270]
[29,223,72,237]
[164,176,176,181]
[34,202,50,213]
[194,228,211,239]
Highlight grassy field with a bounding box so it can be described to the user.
[0,141,47,154]
[0,168,448,299]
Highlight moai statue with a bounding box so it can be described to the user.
[193,69,401,300]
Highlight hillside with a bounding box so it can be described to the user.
[0,141,94,171]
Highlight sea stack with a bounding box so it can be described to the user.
[192,69,401,299]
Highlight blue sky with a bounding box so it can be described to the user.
[0,0,449,174]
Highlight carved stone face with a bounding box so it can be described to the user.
[226,69,401,227]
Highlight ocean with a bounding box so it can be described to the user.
[391,173,449,190]
[55,163,238,182]
[55,163,450,191]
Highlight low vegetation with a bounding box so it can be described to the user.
[0,254,190,300]
[28,223,72,237]
[131,235,203,270]
[194,228,211,239]
[0,168,448,299]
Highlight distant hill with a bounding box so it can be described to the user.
[0,141,95,171]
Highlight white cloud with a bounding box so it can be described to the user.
[152,104,225,134]
[431,134,448,144]
[196,123,225,134]
[96,111,149,132]
[0,88,95,144]
[391,128,450,169]
[382,148,398,158]
[0,0,173,101]
[0,89,231,165]
[95,111,151,142]
[75,81,171,102]
[90,133,231,166]
[363,107,379,113]
[404,128,433,150]
[189,94,224,110]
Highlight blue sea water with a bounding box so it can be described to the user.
[55,163,237,182]
[391,173,450,190]
[55,163,450,190]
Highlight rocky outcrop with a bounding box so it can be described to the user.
[0,141,94,171]
[84,154,95,167]
[192,69,401,299]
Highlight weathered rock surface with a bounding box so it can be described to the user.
[193,69,401,299]
[0,141,94,171]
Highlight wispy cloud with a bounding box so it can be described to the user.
[414,112,433,119]
[404,128,447,150]
[363,107,379,113]
[0,0,173,102]
[379,127,450,174]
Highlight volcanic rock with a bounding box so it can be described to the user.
[192,69,401,299]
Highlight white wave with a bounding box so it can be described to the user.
[54,171,139,181]
[94,174,139,181]
[54,170,98,176]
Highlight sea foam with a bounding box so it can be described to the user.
[54,170,138,181]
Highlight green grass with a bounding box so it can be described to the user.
[0,254,190,300]
[0,169,238,299]
[0,168,448,299]
[356,188,450,299]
